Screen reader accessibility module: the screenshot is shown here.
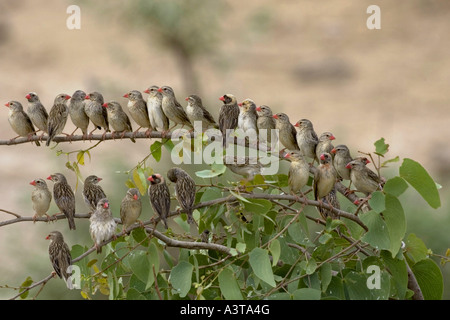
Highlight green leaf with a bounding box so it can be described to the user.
[170,261,193,298]
[374,137,389,156]
[360,211,390,251]
[269,239,281,267]
[368,191,385,213]
[381,250,408,299]
[383,194,406,257]
[381,155,400,167]
[126,287,147,300]
[218,268,244,300]
[288,222,313,247]
[249,248,276,287]
[19,276,33,299]
[405,233,428,263]
[128,250,150,284]
[195,163,227,178]
[344,271,373,300]
[383,176,408,197]
[399,158,441,209]
[292,288,321,300]
[145,243,160,290]
[76,151,85,165]
[304,258,318,275]
[411,258,443,300]
[320,263,332,293]
[243,198,272,215]
[236,242,246,254]
[132,168,148,195]
[150,141,162,162]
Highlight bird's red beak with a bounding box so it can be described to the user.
[345,163,352,169]
[45,235,50,240]
[329,135,336,140]
[30,180,36,186]
[102,103,108,108]
[85,95,90,100]
[147,176,154,182]
[353,199,360,205]
[65,95,71,100]
[157,88,163,93]
[238,103,243,107]
[47,175,52,180]
[97,177,102,182]
[294,122,299,127]
[123,93,129,98]
[331,148,336,154]
[103,202,109,209]
[273,114,279,119]
[219,96,225,102]
[256,106,262,112]
[4,102,9,107]
[364,158,371,164]
[26,94,31,100]
[133,194,138,200]
[144,89,150,94]
[284,153,291,159]
[185,97,189,101]
[320,154,326,161]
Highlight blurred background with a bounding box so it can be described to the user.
[0,0,449,299]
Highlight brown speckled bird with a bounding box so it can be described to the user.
[123,90,152,136]
[284,150,310,198]
[144,85,169,133]
[273,113,299,151]
[26,92,48,138]
[46,93,71,146]
[120,188,142,232]
[5,100,40,146]
[103,101,135,142]
[47,173,76,230]
[83,175,107,214]
[46,231,73,289]
[185,94,218,130]
[89,198,117,254]
[68,90,89,138]
[167,167,196,225]
[256,105,276,145]
[315,132,336,161]
[318,187,340,220]
[218,94,240,146]
[158,86,192,130]
[346,160,383,196]
[84,92,109,139]
[331,144,353,181]
[294,119,318,162]
[30,178,52,222]
[314,153,337,203]
[147,173,171,229]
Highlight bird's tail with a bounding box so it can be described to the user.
[68,216,76,230]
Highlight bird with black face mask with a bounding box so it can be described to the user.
[147,173,171,229]
[218,93,240,146]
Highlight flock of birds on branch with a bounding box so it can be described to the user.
[4,85,385,286]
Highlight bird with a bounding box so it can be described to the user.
[83,175,107,214]
[318,187,340,220]
[5,100,40,146]
[46,93,71,146]
[123,90,152,136]
[224,155,263,181]
[167,167,196,225]
[185,94,218,131]
[103,101,135,142]
[46,231,73,289]
[147,173,171,229]
[30,178,52,222]
[331,144,353,181]
[238,99,258,139]
[284,150,310,198]
[25,92,48,139]
[346,160,383,196]
[68,90,89,138]
[273,113,299,151]
[84,91,109,139]
[256,105,276,146]
[144,85,169,133]
[315,132,336,161]
[294,119,318,162]
[218,93,240,146]
[158,86,193,130]
[200,229,210,243]
[120,188,142,232]
[89,198,117,254]
[314,153,337,204]
[47,173,76,230]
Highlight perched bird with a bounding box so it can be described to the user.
[294,119,318,161]
[103,101,135,142]
[167,168,196,225]
[218,94,240,145]
[84,92,109,139]
[238,99,258,138]
[25,92,48,138]
[284,150,310,197]
[68,90,89,138]
[30,178,52,222]
[346,160,383,196]
[123,90,152,135]
[46,231,73,289]
[5,100,40,146]
[331,145,353,181]
[144,85,169,133]
[47,173,76,230]
[315,132,336,161]
[273,113,299,151]
[46,93,71,146]
[185,94,218,130]
[147,173,171,229]
[83,175,107,214]
[89,198,117,254]
[158,86,192,130]
[224,155,263,181]
[200,229,210,243]
[314,153,337,203]
[318,187,340,220]
[120,188,142,232]
[256,105,276,145]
